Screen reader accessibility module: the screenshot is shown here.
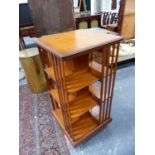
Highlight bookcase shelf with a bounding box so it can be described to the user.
[44,66,72,81]
[72,112,99,141]
[53,109,99,141]
[46,67,100,94]
[36,29,122,147]
[66,68,100,93]
[50,88,100,121]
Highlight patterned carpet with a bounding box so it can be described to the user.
[19,85,70,155]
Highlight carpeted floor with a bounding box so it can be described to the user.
[19,85,70,155]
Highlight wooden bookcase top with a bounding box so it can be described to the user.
[35,29,123,59]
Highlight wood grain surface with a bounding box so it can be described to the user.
[35,29,123,58]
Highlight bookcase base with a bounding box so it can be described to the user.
[52,111,112,147]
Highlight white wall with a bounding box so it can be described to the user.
[91,0,95,13]
[91,0,121,13]
[19,0,27,4]
[101,0,112,12]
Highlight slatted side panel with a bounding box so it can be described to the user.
[37,46,57,110]
[50,54,73,137]
[38,45,73,136]
[99,43,120,123]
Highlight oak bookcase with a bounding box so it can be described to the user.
[35,29,123,146]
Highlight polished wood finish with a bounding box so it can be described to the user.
[65,54,89,71]
[53,109,112,146]
[35,29,122,59]
[65,68,100,93]
[44,66,72,81]
[36,29,122,146]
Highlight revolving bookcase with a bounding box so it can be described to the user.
[35,29,123,147]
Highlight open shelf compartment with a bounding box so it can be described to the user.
[65,68,100,94]
[50,88,100,121]
[44,66,72,81]
[53,109,99,141]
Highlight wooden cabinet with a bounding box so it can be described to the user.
[120,0,135,39]
[35,29,122,146]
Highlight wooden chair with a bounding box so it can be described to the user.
[101,12,118,32]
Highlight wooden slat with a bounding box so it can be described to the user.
[37,46,57,109]
[105,45,115,119]
[51,54,72,134]
[99,47,106,123]
[102,46,111,122]
[108,43,120,117]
